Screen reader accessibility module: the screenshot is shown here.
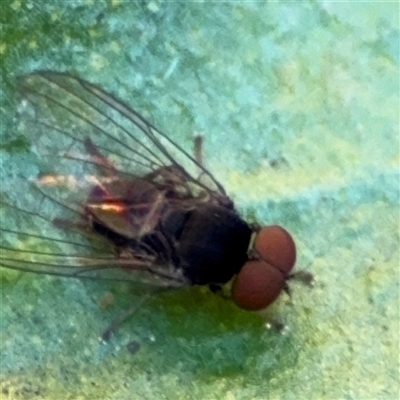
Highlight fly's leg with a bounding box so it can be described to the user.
[192,134,234,208]
[283,270,314,300]
[287,270,315,288]
[193,134,207,182]
[84,137,119,178]
[101,287,166,342]
[193,134,203,166]
[209,283,231,300]
[144,132,204,184]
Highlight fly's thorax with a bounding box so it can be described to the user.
[175,205,252,285]
[160,207,191,244]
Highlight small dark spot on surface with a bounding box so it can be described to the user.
[0,137,30,152]
[32,315,43,325]
[127,340,141,355]
[270,156,289,169]
[96,12,105,24]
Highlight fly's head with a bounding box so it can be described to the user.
[231,225,298,311]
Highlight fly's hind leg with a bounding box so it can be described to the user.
[83,137,120,178]
[193,133,208,182]
[193,134,204,166]
[101,286,168,342]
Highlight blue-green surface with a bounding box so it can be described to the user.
[1,1,399,399]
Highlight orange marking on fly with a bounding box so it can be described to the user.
[87,201,128,214]
[35,174,78,187]
[86,176,126,206]
[232,226,296,311]
[35,174,118,188]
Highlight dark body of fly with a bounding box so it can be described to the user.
[92,202,252,286]
[1,71,304,331]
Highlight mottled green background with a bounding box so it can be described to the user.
[1,1,399,399]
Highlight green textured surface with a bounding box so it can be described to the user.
[1,1,399,400]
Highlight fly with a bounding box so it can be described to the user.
[0,71,313,339]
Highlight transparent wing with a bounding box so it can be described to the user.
[0,196,187,287]
[18,71,230,201]
[0,70,231,285]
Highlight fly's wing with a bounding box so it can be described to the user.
[0,71,231,285]
[18,71,231,202]
[0,196,187,287]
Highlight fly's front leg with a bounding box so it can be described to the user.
[287,270,315,288]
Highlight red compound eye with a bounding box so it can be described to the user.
[232,226,296,311]
[232,260,285,311]
[254,225,296,274]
